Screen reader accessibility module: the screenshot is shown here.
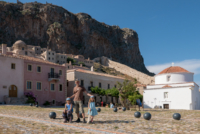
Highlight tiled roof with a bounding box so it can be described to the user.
[162,85,172,88]
[148,82,199,87]
[0,54,64,67]
[158,66,191,75]
[69,69,125,80]
[145,85,194,90]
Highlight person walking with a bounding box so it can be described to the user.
[87,96,98,123]
[69,79,92,123]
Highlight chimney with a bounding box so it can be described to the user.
[88,57,90,60]
[80,64,82,67]
[2,44,7,55]
[91,66,94,72]
[69,61,72,65]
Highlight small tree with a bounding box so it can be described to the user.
[116,79,136,110]
[67,57,76,64]
[91,86,105,96]
[105,87,119,97]
[128,91,143,105]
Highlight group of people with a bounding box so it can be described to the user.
[63,79,98,123]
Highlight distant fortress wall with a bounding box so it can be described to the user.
[93,56,155,85]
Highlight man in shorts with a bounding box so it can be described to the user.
[69,79,92,123]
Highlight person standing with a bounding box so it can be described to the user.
[87,96,98,123]
[101,101,103,107]
[69,79,92,123]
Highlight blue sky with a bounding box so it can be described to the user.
[6,0,200,85]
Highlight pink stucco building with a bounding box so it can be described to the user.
[21,55,67,106]
[0,44,67,106]
[0,54,24,103]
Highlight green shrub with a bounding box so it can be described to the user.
[78,62,85,66]
[105,87,119,97]
[43,101,50,106]
[53,22,61,28]
[91,86,105,96]
[67,57,76,64]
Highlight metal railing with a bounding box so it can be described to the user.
[48,73,60,79]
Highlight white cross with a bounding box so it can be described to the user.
[172,62,174,66]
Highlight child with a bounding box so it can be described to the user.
[110,102,114,108]
[63,98,73,123]
[88,96,98,123]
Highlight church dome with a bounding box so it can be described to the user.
[13,40,27,50]
[158,66,190,75]
[155,66,193,84]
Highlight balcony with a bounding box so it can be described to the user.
[48,73,60,82]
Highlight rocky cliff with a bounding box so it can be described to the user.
[0,1,154,76]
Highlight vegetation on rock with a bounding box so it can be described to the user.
[67,57,76,64]
[0,1,154,76]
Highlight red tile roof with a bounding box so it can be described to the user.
[162,85,172,88]
[158,66,190,75]
[145,85,195,90]
[0,54,64,67]
[69,69,125,80]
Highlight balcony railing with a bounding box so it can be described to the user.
[48,73,60,79]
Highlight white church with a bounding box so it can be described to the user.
[144,66,200,110]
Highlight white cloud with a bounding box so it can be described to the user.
[147,59,200,75]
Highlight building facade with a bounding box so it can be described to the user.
[67,69,124,105]
[0,43,67,106]
[0,55,25,103]
[143,66,200,110]
[22,55,67,106]
[66,54,94,67]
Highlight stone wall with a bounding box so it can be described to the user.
[94,56,155,85]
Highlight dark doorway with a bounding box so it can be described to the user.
[163,104,169,109]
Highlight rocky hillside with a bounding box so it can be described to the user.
[0,1,154,76]
[93,62,138,83]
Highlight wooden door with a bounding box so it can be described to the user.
[163,104,169,109]
[9,85,17,97]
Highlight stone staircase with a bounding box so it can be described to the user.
[3,96,28,105]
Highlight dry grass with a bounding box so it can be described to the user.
[0,105,200,133]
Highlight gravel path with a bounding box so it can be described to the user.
[0,113,122,134]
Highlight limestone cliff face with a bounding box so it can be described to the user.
[0,1,154,76]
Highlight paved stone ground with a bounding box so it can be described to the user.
[0,105,200,134]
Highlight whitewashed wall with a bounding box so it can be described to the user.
[155,73,194,84]
[144,86,193,110]
[191,84,200,110]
